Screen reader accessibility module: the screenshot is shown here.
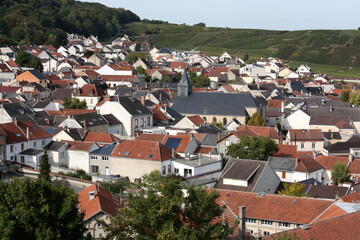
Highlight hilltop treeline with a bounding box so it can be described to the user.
[0,0,140,47]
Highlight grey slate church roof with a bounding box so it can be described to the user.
[171,92,257,117]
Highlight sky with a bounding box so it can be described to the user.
[82,0,359,30]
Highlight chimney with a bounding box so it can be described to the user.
[83,119,86,127]
[141,95,145,106]
[218,132,221,140]
[198,154,202,166]
[348,153,354,166]
[239,206,246,240]
[312,149,317,159]
[172,147,176,158]
[89,191,95,201]
[296,158,299,165]
[13,117,17,126]
[26,127,29,140]
[281,101,284,113]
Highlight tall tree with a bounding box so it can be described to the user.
[103,171,233,240]
[226,135,279,160]
[331,161,351,185]
[340,90,350,103]
[63,98,87,109]
[247,112,265,126]
[0,178,86,240]
[278,182,306,197]
[38,150,51,183]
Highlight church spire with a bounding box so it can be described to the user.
[177,66,192,97]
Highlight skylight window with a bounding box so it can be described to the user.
[136,110,142,113]
[124,151,130,156]
[33,126,37,130]
[148,154,153,159]
[89,122,93,125]
[16,133,21,137]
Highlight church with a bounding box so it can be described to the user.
[171,68,261,126]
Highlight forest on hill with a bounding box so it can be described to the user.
[0,0,140,47]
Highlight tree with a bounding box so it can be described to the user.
[348,90,360,106]
[210,121,225,130]
[331,161,351,185]
[0,178,86,240]
[125,52,151,64]
[38,150,51,183]
[103,171,234,240]
[100,180,130,194]
[278,182,306,197]
[340,90,350,102]
[193,22,206,27]
[190,75,210,87]
[15,48,43,72]
[226,135,279,160]
[28,55,44,72]
[247,112,265,126]
[63,97,87,109]
[243,53,249,63]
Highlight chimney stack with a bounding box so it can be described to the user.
[172,147,176,158]
[296,158,299,165]
[89,191,95,201]
[348,153,354,166]
[141,95,146,106]
[13,117,17,126]
[281,101,284,113]
[239,206,246,240]
[198,154,202,166]
[218,132,221,140]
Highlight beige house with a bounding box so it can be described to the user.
[286,129,325,152]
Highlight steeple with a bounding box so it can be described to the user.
[177,66,192,97]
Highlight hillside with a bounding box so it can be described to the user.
[123,22,360,68]
[0,0,139,47]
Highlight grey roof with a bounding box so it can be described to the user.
[268,157,296,172]
[73,112,108,128]
[19,148,43,155]
[52,88,74,101]
[45,141,67,151]
[62,128,85,141]
[102,114,121,125]
[163,107,183,120]
[173,155,220,168]
[286,96,351,108]
[152,90,171,102]
[90,143,117,156]
[118,96,152,116]
[2,102,36,122]
[290,80,308,94]
[195,125,222,134]
[157,47,174,54]
[325,136,360,153]
[172,92,257,116]
[114,87,134,96]
[302,184,349,199]
[200,133,222,147]
[298,107,360,122]
[28,70,47,80]
[132,90,150,100]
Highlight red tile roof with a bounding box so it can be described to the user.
[161,134,192,153]
[170,62,187,69]
[0,122,27,144]
[136,133,166,142]
[267,99,286,108]
[78,184,123,221]
[101,75,137,82]
[315,155,349,170]
[17,121,52,140]
[311,204,348,223]
[66,141,96,151]
[237,125,280,139]
[195,146,215,154]
[295,154,325,173]
[0,86,20,93]
[220,85,236,93]
[349,159,360,174]
[187,115,206,126]
[331,88,348,96]
[46,109,97,116]
[216,189,333,224]
[6,61,21,68]
[266,211,360,240]
[73,84,105,97]
[111,140,173,161]
[273,144,297,157]
[151,108,169,122]
[341,192,360,203]
[289,129,324,141]
[83,132,121,144]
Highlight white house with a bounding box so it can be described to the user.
[296,65,312,77]
[67,141,100,173]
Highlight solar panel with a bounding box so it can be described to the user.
[165,137,182,150]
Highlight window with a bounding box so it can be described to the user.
[91,155,97,160]
[34,142,37,148]
[312,142,316,149]
[261,220,273,226]
[184,169,192,177]
[91,165,99,174]
[102,156,109,161]
[213,117,217,123]
[263,231,270,236]
[249,229,254,234]
[162,166,166,175]
[140,118,144,127]
[175,168,179,174]
[10,145,13,153]
[246,218,256,224]
[60,152,65,158]
[279,222,291,228]
[301,142,305,149]
[90,99,93,104]
[135,119,138,127]
[147,117,151,126]
[225,140,230,146]
[21,143,24,151]
[21,156,25,164]
[282,171,286,178]
[223,118,227,126]
[167,164,171,173]
[10,156,14,161]
[42,140,45,146]
[203,117,207,122]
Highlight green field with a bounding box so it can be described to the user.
[122,22,360,77]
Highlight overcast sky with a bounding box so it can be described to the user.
[82,0,359,30]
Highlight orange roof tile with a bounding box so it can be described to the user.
[349,159,360,174]
[83,132,121,144]
[66,141,96,151]
[341,192,360,203]
[17,121,52,140]
[78,184,123,221]
[315,155,349,170]
[136,133,166,142]
[151,108,169,122]
[267,99,286,108]
[187,115,206,126]
[273,144,297,157]
[161,134,192,153]
[111,140,173,161]
[295,154,325,173]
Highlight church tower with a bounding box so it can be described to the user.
[177,67,192,97]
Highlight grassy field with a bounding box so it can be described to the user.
[122,22,360,77]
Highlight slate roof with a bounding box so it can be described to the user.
[268,157,297,172]
[90,143,117,156]
[302,184,349,199]
[102,114,121,125]
[73,112,108,128]
[118,96,152,116]
[52,88,74,101]
[172,92,257,116]
[217,159,267,192]
[28,70,47,80]
[19,148,43,155]
[295,154,325,173]
[309,115,350,126]
[45,141,67,151]
[288,129,324,141]
[324,136,360,153]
